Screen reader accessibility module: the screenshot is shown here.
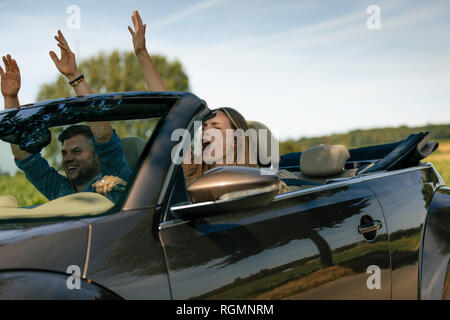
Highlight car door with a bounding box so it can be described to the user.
[159,170,391,299]
[362,166,444,299]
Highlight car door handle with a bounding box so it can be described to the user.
[358,220,382,234]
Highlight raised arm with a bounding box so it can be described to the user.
[49,30,93,96]
[0,54,30,160]
[128,10,167,91]
[49,30,113,143]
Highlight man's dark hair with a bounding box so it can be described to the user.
[58,125,94,144]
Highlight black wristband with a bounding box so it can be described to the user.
[69,75,84,87]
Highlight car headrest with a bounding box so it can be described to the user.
[0,195,18,208]
[247,120,279,167]
[300,144,350,177]
[122,137,147,171]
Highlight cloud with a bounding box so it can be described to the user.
[215,1,449,53]
[0,0,13,10]
[152,0,222,29]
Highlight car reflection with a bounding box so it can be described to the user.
[159,182,391,299]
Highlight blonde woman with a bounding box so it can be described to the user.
[95,11,290,196]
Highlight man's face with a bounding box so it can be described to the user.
[61,134,100,186]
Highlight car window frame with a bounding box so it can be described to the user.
[0,96,177,218]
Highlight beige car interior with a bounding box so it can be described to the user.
[0,192,114,220]
[247,120,280,167]
[296,144,357,184]
[247,120,356,191]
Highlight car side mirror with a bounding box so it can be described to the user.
[171,166,280,220]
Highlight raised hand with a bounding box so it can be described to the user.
[49,30,110,142]
[128,10,147,56]
[1,54,29,158]
[49,30,81,81]
[0,54,21,99]
[128,10,167,91]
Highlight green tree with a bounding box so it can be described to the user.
[36,50,190,169]
[279,124,450,154]
[37,50,189,100]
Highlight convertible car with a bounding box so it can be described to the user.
[0,92,448,300]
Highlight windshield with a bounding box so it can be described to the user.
[0,94,176,218]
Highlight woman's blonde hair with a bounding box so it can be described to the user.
[182,107,258,185]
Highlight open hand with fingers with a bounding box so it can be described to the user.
[128,10,167,91]
[92,175,127,196]
[0,54,21,100]
[49,30,81,81]
[128,10,147,56]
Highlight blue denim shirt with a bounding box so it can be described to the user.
[15,130,131,203]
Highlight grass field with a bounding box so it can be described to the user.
[426,139,450,184]
[0,140,449,207]
[0,172,48,207]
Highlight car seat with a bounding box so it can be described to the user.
[246,120,279,168]
[284,144,358,188]
[121,136,147,171]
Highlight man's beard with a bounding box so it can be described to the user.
[67,165,100,187]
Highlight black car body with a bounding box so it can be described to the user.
[0,92,449,300]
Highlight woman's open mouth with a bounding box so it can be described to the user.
[202,135,212,151]
[202,140,211,150]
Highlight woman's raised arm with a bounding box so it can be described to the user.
[128,10,167,91]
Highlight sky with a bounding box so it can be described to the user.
[0,0,450,172]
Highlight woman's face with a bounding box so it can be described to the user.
[202,110,235,166]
